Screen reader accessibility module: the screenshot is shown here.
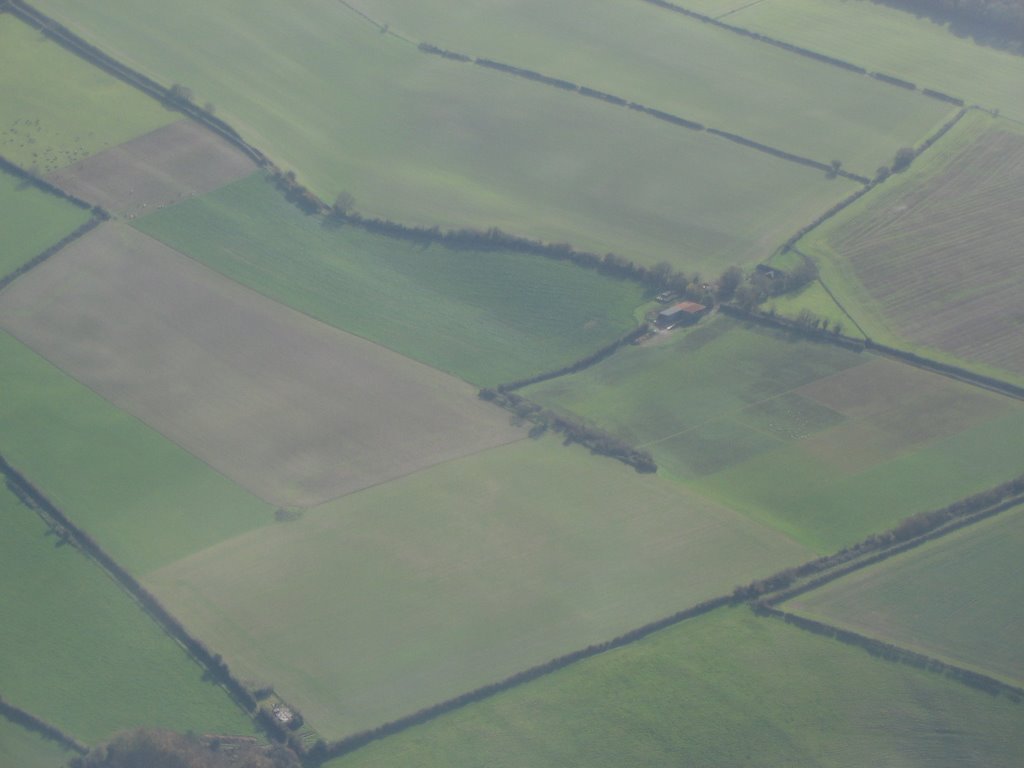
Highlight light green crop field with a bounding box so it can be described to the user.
[0,14,176,172]
[134,173,644,387]
[0,330,273,575]
[349,0,950,177]
[30,0,856,272]
[801,113,1024,382]
[324,607,1024,768]
[147,438,811,739]
[0,168,89,279]
[0,717,75,768]
[0,484,257,745]
[789,506,1024,686]
[728,0,1024,120]
[525,316,1024,551]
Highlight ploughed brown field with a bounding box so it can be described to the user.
[830,126,1024,376]
[0,223,522,507]
[45,120,257,215]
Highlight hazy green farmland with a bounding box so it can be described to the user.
[0,14,175,171]
[348,0,950,177]
[789,506,1024,685]
[135,173,645,387]
[29,0,856,272]
[0,167,89,278]
[526,316,1024,551]
[0,224,520,507]
[801,113,1024,380]
[0,330,273,575]
[728,0,1024,120]
[325,607,1024,768]
[0,483,256,745]
[147,438,810,739]
[0,717,75,768]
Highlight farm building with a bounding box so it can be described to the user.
[656,301,708,328]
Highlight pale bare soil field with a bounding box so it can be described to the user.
[0,223,521,507]
[831,127,1024,375]
[44,119,257,215]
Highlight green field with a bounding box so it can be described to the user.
[0,14,175,171]
[0,483,256,745]
[0,168,89,279]
[789,505,1024,686]
[30,0,857,272]
[727,0,1024,120]
[525,316,1024,551]
[0,330,273,575]
[800,112,1024,381]
[134,173,644,387]
[147,438,810,739]
[325,607,1024,768]
[0,717,74,768]
[348,0,950,177]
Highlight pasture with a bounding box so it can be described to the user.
[0,329,273,574]
[347,0,950,177]
[0,167,89,279]
[324,607,1024,768]
[0,483,256,745]
[0,224,520,508]
[135,172,645,387]
[788,505,1024,686]
[0,14,175,171]
[46,119,257,216]
[728,0,1024,120]
[525,316,1024,551]
[28,0,856,272]
[802,113,1024,380]
[146,438,811,739]
[0,717,76,768]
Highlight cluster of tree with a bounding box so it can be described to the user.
[270,169,325,215]
[69,729,300,768]
[0,695,87,756]
[869,0,1024,49]
[871,71,917,89]
[728,255,821,311]
[733,470,1024,602]
[475,57,577,91]
[755,606,1023,700]
[416,42,471,62]
[0,456,266,725]
[479,389,657,473]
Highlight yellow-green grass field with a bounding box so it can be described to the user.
[346,0,951,178]
[0,329,273,575]
[146,438,811,740]
[134,173,645,387]
[324,607,1024,768]
[788,505,1024,686]
[727,0,1024,120]
[0,167,89,279]
[0,483,257,745]
[0,224,521,508]
[29,0,857,272]
[0,14,176,172]
[0,716,75,768]
[801,112,1024,382]
[525,315,1024,552]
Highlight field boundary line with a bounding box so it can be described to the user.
[417,43,870,183]
[7,1,269,167]
[637,0,970,108]
[332,0,415,44]
[0,455,274,737]
[0,692,88,755]
[753,604,1024,700]
[313,594,736,761]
